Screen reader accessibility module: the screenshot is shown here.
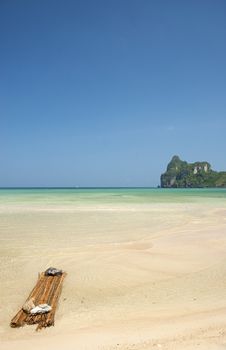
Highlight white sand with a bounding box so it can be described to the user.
[1,200,226,349]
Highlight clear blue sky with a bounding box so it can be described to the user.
[0,0,225,187]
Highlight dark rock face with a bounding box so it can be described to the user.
[161,155,226,188]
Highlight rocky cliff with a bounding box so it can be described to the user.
[161,155,226,188]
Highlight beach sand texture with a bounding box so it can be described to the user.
[0,188,226,349]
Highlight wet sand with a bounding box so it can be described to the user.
[1,194,226,349]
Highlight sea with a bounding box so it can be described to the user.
[0,187,226,207]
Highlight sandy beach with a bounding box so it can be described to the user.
[0,189,226,349]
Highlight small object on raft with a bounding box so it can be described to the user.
[30,303,52,314]
[44,267,63,276]
[10,269,66,331]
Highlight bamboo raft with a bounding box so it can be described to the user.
[10,270,66,331]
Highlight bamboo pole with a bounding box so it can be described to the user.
[35,275,62,330]
[11,273,44,327]
[35,276,59,329]
[24,274,50,326]
[26,275,55,326]
[44,273,66,328]
[47,275,61,304]
[36,275,62,330]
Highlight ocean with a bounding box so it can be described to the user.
[1,187,226,207]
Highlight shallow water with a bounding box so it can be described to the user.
[0,187,226,207]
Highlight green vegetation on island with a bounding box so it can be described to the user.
[161,155,226,188]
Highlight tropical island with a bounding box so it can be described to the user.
[161,155,226,188]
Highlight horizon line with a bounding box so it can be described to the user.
[0,186,160,189]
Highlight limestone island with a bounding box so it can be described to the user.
[161,155,226,188]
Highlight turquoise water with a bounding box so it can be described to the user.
[0,187,226,206]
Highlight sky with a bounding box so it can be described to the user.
[0,0,225,187]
